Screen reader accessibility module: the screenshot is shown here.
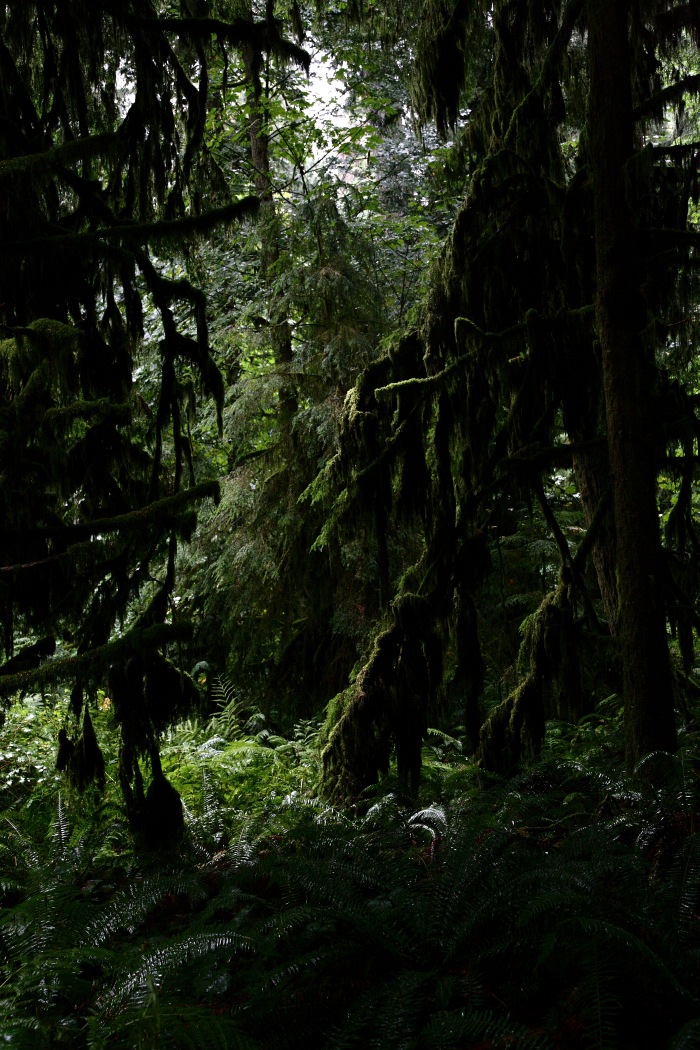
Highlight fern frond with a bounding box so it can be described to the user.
[207,675,247,741]
[1,814,40,869]
[668,1018,700,1049]
[325,969,431,1049]
[51,792,71,852]
[0,1017,46,1050]
[669,832,700,934]
[553,915,695,1002]
[0,945,112,1041]
[408,804,448,840]
[88,1003,257,1050]
[97,930,251,1013]
[1,882,90,956]
[78,871,209,946]
[418,1008,553,1049]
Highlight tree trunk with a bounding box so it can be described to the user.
[572,443,618,633]
[587,0,677,765]
[242,29,297,435]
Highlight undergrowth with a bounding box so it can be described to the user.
[0,690,699,1048]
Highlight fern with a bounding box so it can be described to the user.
[669,833,700,935]
[668,1019,700,1050]
[77,870,210,946]
[1,733,699,1047]
[417,1008,553,1049]
[94,930,252,1012]
[87,1005,257,1050]
[325,970,434,1049]
[207,675,247,742]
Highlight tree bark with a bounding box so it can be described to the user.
[242,27,297,433]
[587,0,677,765]
[572,443,618,633]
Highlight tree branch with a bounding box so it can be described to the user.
[634,74,700,121]
[0,481,219,544]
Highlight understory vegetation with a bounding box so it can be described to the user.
[2,691,700,1048]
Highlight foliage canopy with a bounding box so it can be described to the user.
[3,0,700,844]
[0,0,306,835]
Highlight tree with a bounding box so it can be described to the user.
[316,0,700,796]
[0,0,306,838]
[588,0,678,762]
[177,6,453,723]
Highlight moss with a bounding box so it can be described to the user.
[479,580,618,775]
[321,627,396,801]
[479,674,545,777]
[0,0,304,840]
[58,707,106,792]
[312,0,698,796]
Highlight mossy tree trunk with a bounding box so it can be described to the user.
[242,13,298,436]
[572,443,618,634]
[241,12,302,710]
[588,0,677,765]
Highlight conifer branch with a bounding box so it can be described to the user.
[0,622,194,698]
[0,481,219,543]
[654,3,700,40]
[4,198,260,253]
[633,74,700,121]
[502,0,586,148]
[0,133,120,180]
[133,17,310,72]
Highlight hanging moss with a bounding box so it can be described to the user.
[411,0,490,136]
[140,766,185,850]
[517,586,589,723]
[144,653,202,732]
[55,707,106,792]
[479,580,620,774]
[451,586,485,753]
[478,674,545,777]
[322,577,452,798]
[0,2,302,826]
[321,627,396,800]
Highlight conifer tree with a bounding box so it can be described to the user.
[181,6,444,722]
[317,0,700,795]
[0,0,306,838]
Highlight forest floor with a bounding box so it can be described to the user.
[1,693,699,1048]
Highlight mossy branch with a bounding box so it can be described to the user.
[0,621,194,699]
[633,74,700,121]
[0,132,119,181]
[373,355,469,397]
[5,198,260,254]
[0,481,219,543]
[42,399,132,427]
[134,17,310,72]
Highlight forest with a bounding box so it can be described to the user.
[2,0,700,1046]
